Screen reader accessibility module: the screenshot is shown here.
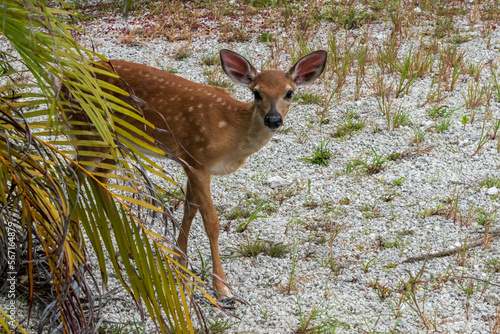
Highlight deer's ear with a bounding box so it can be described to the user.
[287,50,327,87]
[220,49,257,87]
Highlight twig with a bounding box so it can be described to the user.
[403,230,500,263]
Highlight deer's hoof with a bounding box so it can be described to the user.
[218,297,235,310]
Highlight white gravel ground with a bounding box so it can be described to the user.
[2,1,500,333]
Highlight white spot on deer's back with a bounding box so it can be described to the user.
[198,104,203,109]
[219,121,227,128]
[188,106,193,112]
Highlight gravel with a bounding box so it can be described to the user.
[2,1,500,333]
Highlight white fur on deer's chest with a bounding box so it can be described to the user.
[210,157,246,175]
[210,129,274,176]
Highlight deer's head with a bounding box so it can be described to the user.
[220,49,328,131]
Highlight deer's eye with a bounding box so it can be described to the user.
[253,90,262,101]
[285,90,293,99]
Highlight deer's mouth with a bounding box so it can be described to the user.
[264,108,283,130]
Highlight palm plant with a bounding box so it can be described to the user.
[0,1,210,332]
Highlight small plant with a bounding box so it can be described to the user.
[391,108,411,128]
[451,33,472,45]
[301,139,333,166]
[293,91,323,105]
[487,258,500,273]
[427,105,453,118]
[360,257,377,272]
[368,279,392,300]
[235,206,267,233]
[204,69,234,89]
[201,52,219,66]
[234,238,290,258]
[392,177,406,186]
[479,175,500,188]
[167,67,180,74]
[332,110,365,137]
[463,81,489,111]
[460,114,469,128]
[294,297,345,333]
[384,46,418,98]
[434,17,453,38]
[174,47,191,60]
[259,32,273,43]
[435,117,452,132]
[362,147,390,174]
[466,62,483,82]
[411,126,426,145]
[204,317,236,334]
[195,246,212,281]
[491,69,500,102]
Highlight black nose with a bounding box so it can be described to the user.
[264,114,283,130]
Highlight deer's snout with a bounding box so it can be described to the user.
[264,110,283,131]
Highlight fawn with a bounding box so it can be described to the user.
[65,49,327,304]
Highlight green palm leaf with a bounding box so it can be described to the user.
[0,1,211,332]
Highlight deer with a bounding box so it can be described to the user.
[64,49,327,305]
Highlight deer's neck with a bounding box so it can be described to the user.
[237,101,275,155]
[210,101,275,176]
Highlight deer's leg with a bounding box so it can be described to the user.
[176,179,198,267]
[186,170,232,300]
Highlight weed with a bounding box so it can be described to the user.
[392,108,411,128]
[234,206,267,233]
[201,317,236,334]
[301,140,333,166]
[167,67,180,74]
[194,246,212,281]
[201,52,219,66]
[411,126,426,145]
[427,105,453,118]
[434,17,454,38]
[174,47,191,60]
[332,112,365,138]
[436,117,452,132]
[233,238,290,258]
[487,258,500,273]
[451,33,472,45]
[491,69,500,102]
[466,62,483,82]
[360,257,377,272]
[259,32,273,43]
[386,262,397,269]
[293,91,323,105]
[392,177,406,186]
[463,81,490,111]
[384,46,418,98]
[479,175,500,188]
[279,244,309,294]
[203,69,234,89]
[294,297,346,333]
[368,279,392,300]
[363,147,390,174]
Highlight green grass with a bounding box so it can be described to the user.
[391,108,411,128]
[435,117,452,132]
[333,110,365,138]
[201,52,219,66]
[233,238,290,258]
[301,140,333,166]
[293,91,323,105]
[479,175,500,188]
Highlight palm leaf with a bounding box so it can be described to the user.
[0,1,212,332]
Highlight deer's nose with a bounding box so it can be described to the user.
[264,112,283,130]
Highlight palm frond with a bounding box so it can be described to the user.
[0,1,211,332]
